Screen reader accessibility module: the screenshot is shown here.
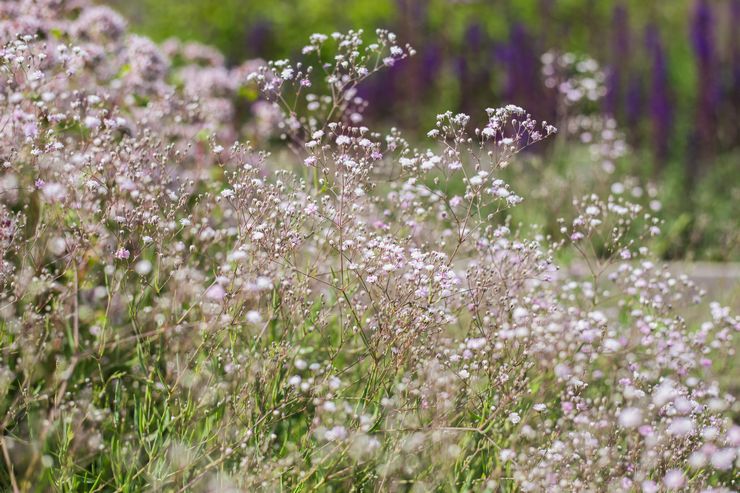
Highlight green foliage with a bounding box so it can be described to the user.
[656,152,740,261]
[108,0,693,67]
[501,145,740,262]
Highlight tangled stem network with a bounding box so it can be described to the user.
[0,1,737,491]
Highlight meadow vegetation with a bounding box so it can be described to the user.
[0,1,737,491]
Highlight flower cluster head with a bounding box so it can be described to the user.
[0,1,736,491]
[245,29,414,144]
[542,50,607,107]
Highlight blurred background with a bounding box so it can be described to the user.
[104,0,739,261]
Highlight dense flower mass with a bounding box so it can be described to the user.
[0,1,737,491]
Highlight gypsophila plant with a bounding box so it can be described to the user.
[0,1,737,492]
